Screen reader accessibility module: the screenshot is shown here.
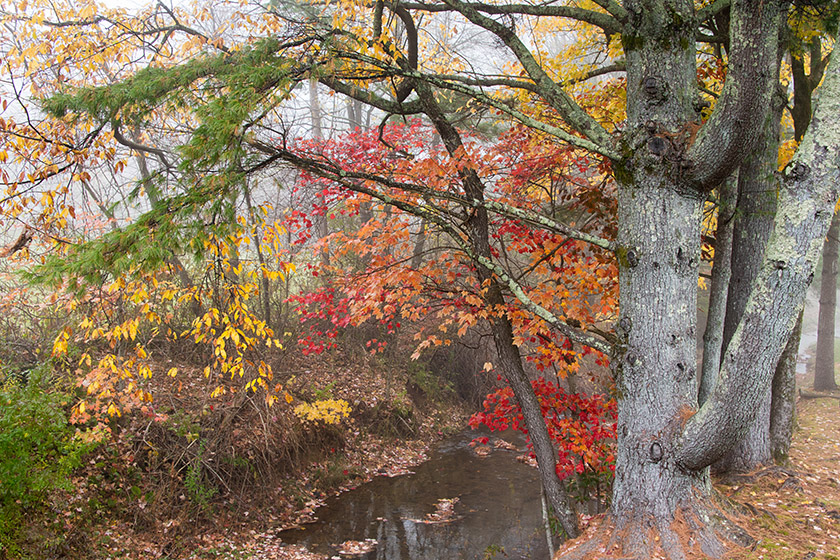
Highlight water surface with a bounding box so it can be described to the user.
[279,431,550,559]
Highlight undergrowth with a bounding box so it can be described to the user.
[0,364,100,559]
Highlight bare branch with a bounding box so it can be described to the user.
[401,0,623,34]
[112,121,172,169]
[437,0,616,153]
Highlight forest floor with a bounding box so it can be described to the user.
[725,392,840,560]
[65,348,473,560]
[16,351,840,560]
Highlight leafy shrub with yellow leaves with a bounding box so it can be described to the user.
[293,399,352,425]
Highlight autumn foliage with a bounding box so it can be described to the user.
[470,378,616,488]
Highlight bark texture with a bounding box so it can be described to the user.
[713,90,784,474]
[580,0,788,556]
[676,49,840,473]
[814,210,840,391]
[699,176,737,406]
[771,313,800,464]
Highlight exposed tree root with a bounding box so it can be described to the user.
[554,492,754,560]
[716,464,799,487]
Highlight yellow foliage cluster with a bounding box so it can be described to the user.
[293,398,352,425]
[52,226,295,421]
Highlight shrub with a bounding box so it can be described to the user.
[0,365,98,556]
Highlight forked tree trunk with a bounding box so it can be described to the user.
[714,90,783,474]
[557,1,840,557]
[814,210,840,391]
[672,50,840,558]
[602,2,729,553]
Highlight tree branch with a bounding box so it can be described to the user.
[246,139,612,355]
[685,0,784,192]
[112,121,172,169]
[437,0,616,153]
[401,0,623,34]
[407,69,620,159]
[319,75,426,114]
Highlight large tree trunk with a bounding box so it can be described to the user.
[612,176,724,555]
[601,1,732,555]
[713,90,783,474]
[814,210,840,390]
[558,0,824,557]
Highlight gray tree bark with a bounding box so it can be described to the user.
[764,31,829,464]
[699,176,737,406]
[771,312,800,464]
[814,210,840,390]
[713,89,784,474]
[577,1,840,557]
[410,219,427,270]
[593,0,785,554]
[46,1,840,555]
[676,50,840,471]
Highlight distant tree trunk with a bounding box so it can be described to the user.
[243,181,272,328]
[410,218,427,269]
[699,175,737,406]
[347,97,363,130]
[309,78,330,269]
[814,210,840,391]
[133,132,203,319]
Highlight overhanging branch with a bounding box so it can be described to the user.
[248,140,612,355]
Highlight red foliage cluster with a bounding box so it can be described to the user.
[469,378,617,481]
[287,287,351,355]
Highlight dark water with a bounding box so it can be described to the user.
[278,431,550,559]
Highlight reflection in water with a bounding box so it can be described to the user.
[279,432,550,559]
